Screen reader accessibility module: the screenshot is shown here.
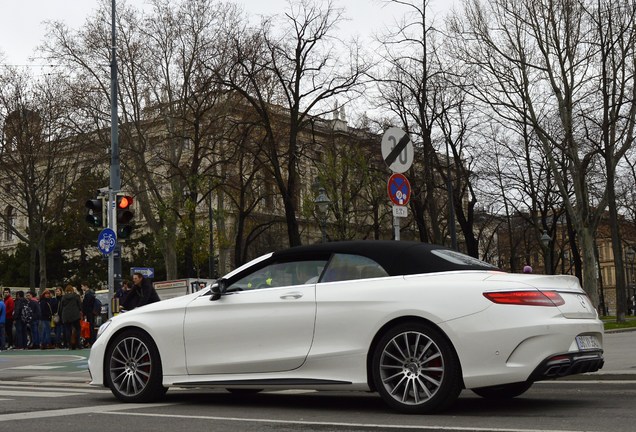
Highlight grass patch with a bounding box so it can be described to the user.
[602,316,636,331]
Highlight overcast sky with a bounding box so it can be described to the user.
[0,0,455,68]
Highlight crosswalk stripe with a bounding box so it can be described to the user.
[0,390,85,398]
[0,385,109,394]
[0,403,177,422]
[8,366,65,370]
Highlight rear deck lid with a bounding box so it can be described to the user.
[484,273,598,319]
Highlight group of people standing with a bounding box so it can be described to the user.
[0,283,100,351]
[0,272,160,352]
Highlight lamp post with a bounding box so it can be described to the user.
[627,246,635,315]
[314,188,331,243]
[540,230,552,275]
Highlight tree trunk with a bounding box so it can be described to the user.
[163,228,178,280]
[607,167,627,322]
[578,227,601,309]
[38,234,47,293]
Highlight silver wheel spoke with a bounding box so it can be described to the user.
[416,377,433,398]
[379,331,445,406]
[109,336,152,397]
[390,339,408,361]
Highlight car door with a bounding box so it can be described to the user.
[183,258,327,375]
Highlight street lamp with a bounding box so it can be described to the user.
[540,230,552,274]
[314,187,331,243]
[627,246,636,314]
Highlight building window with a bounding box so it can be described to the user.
[4,206,15,241]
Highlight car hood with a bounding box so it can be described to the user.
[116,289,204,319]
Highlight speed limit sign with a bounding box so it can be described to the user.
[381,127,414,173]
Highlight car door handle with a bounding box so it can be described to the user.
[280,292,303,300]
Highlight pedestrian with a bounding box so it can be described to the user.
[121,272,160,311]
[25,291,41,349]
[60,284,81,350]
[12,291,28,349]
[523,265,533,274]
[0,294,5,351]
[3,288,14,349]
[80,282,97,347]
[39,289,54,349]
[53,287,65,347]
[116,280,131,313]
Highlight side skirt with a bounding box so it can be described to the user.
[172,378,352,387]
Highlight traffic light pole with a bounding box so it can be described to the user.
[108,0,121,318]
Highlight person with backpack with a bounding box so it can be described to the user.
[39,289,54,349]
[25,291,41,349]
[80,282,98,347]
[60,285,81,350]
[12,291,28,349]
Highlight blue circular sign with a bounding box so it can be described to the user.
[387,173,411,206]
[98,228,117,255]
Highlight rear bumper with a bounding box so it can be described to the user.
[529,350,604,381]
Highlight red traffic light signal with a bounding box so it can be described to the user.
[117,195,133,209]
[116,194,135,238]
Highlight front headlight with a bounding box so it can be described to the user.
[96,320,112,339]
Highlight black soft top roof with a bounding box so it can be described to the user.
[273,240,497,276]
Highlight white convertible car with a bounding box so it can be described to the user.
[89,241,604,413]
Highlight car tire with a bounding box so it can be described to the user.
[471,382,533,399]
[105,329,167,402]
[371,322,462,414]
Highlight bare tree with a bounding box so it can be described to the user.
[216,0,369,247]
[372,0,449,245]
[449,0,636,312]
[312,114,386,241]
[0,68,86,290]
[42,0,241,279]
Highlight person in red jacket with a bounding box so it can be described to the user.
[3,288,14,349]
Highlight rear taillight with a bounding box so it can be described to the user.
[483,290,565,306]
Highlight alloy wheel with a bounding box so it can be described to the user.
[378,331,445,405]
[109,336,153,397]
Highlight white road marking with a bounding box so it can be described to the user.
[105,411,590,432]
[0,385,108,394]
[9,366,64,370]
[0,390,84,398]
[0,403,176,422]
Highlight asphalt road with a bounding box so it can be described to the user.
[0,330,634,432]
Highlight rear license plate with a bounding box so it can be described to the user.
[576,335,601,351]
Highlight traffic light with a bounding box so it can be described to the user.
[85,197,105,228]
[116,194,134,239]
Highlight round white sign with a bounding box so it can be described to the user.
[381,127,414,173]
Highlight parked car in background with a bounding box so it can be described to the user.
[89,241,604,414]
[94,289,110,329]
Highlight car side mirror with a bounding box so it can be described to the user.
[210,278,227,301]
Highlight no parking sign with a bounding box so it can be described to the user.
[387,173,411,206]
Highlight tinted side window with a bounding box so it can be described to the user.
[320,254,388,283]
[227,260,328,291]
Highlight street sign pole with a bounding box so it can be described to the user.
[108,191,115,318]
[109,0,121,318]
[382,128,414,241]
